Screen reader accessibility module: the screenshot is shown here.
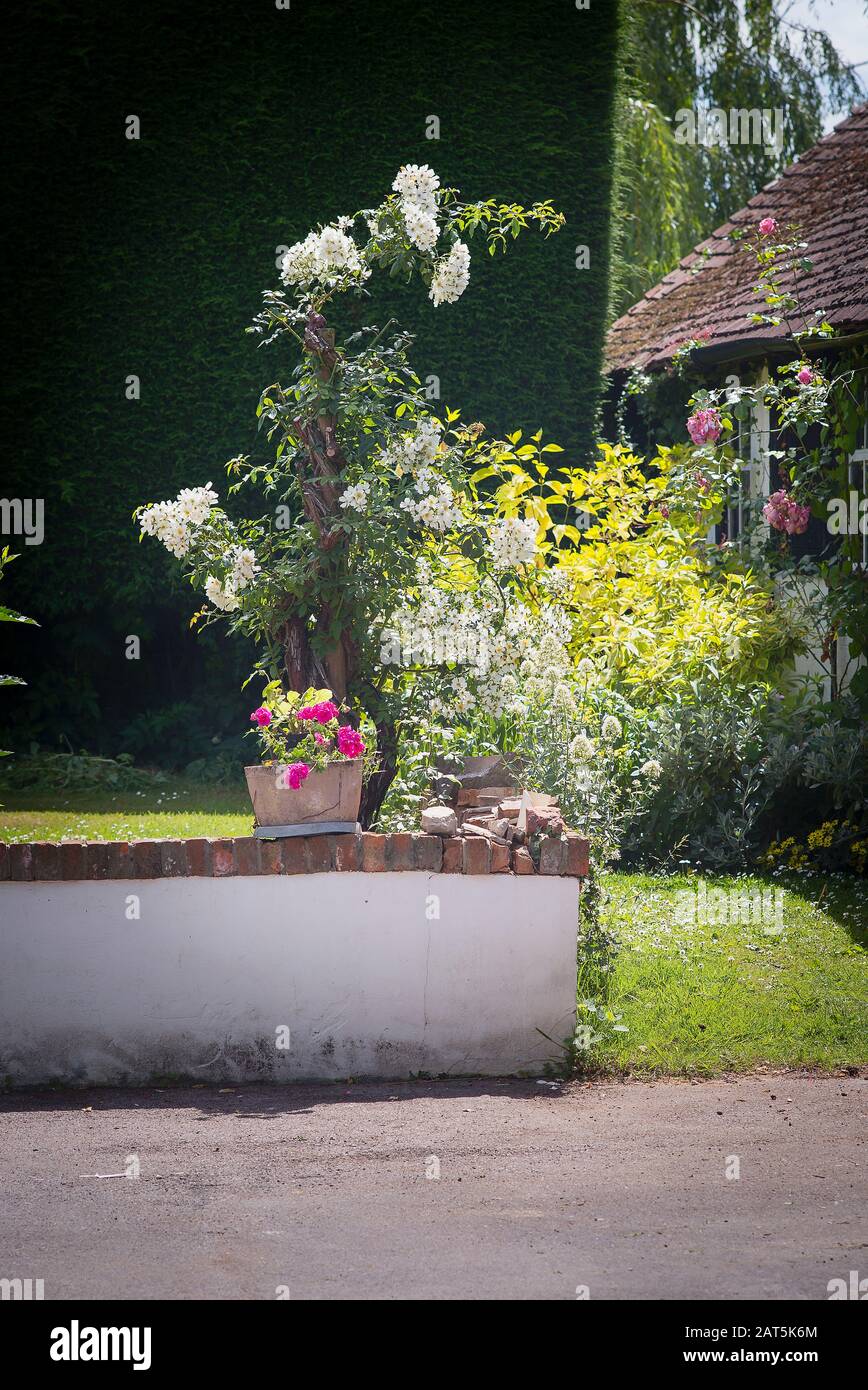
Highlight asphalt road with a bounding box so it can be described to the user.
[1,1075,864,1300]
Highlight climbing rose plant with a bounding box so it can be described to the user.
[136,166,563,824]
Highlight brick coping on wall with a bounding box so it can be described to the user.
[0,833,590,882]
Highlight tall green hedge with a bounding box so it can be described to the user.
[1,0,622,761]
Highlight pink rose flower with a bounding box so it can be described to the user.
[687,408,722,446]
[314,731,328,746]
[298,700,339,724]
[796,367,813,386]
[313,701,339,724]
[285,762,311,790]
[758,217,778,237]
[762,490,810,536]
[250,707,272,727]
[336,725,366,760]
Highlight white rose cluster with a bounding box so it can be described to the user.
[139,486,259,614]
[392,164,440,254]
[203,546,259,614]
[400,481,463,533]
[429,240,470,306]
[280,224,369,293]
[489,515,538,571]
[383,417,442,473]
[139,484,218,559]
[378,575,572,720]
[339,479,371,513]
[204,576,240,613]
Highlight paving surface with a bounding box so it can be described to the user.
[0,1076,864,1300]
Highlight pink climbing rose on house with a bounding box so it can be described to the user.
[763,490,810,536]
[686,407,722,446]
[758,217,778,237]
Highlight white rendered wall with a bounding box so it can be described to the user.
[0,873,579,1084]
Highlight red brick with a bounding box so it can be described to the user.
[463,837,490,875]
[131,841,161,878]
[413,834,443,872]
[186,838,212,877]
[234,837,261,875]
[9,843,34,880]
[333,833,360,871]
[387,832,414,871]
[513,846,535,875]
[57,841,86,880]
[490,842,511,873]
[107,842,135,879]
[441,839,462,873]
[0,842,8,881]
[539,837,566,875]
[211,840,236,877]
[564,835,590,878]
[281,837,307,875]
[160,840,188,876]
[306,836,333,874]
[361,833,387,872]
[86,842,112,880]
[258,838,283,874]
[32,842,60,880]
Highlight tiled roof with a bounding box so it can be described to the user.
[606,103,868,373]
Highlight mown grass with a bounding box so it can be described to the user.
[0,783,252,843]
[583,870,867,1075]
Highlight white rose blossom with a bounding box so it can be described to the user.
[376,574,572,719]
[139,484,218,558]
[205,576,240,612]
[489,515,538,571]
[429,240,470,306]
[339,480,372,513]
[403,202,439,253]
[392,164,441,208]
[280,224,369,294]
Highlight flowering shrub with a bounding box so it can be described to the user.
[764,821,867,875]
[247,682,367,788]
[136,164,563,824]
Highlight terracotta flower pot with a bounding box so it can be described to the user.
[244,760,363,827]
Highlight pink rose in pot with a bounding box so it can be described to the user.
[337,725,366,760]
[250,706,272,726]
[298,700,339,724]
[285,762,310,790]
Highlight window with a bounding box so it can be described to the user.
[722,407,755,545]
[848,390,868,568]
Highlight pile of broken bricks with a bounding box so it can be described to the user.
[420,784,588,876]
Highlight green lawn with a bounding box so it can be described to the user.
[2,791,865,1077]
[0,783,252,843]
[583,870,867,1076]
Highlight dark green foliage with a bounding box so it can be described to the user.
[1,0,621,761]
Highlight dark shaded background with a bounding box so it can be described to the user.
[1,0,621,765]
